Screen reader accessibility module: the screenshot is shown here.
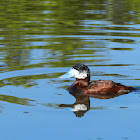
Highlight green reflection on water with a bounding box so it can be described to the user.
[0,95,34,106]
[0,73,60,87]
[0,0,139,86]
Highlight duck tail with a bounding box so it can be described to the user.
[127,86,137,92]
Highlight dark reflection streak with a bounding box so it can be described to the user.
[91,64,134,66]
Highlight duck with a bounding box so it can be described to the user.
[59,63,136,97]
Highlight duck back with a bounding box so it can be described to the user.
[69,80,135,99]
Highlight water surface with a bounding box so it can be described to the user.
[0,0,140,140]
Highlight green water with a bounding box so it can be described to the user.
[0,0,140,140]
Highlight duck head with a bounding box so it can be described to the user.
[59,63,90,82]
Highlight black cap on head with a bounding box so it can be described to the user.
[73,63,89,71]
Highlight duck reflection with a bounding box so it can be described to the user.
[59,91,90,117]
[59,89,129,118]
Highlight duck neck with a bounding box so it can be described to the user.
[75,78,89,87]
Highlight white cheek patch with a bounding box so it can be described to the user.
[72,69,87,79]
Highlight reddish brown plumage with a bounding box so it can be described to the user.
[68,79,135,99]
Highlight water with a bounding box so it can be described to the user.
[0,0,140,139]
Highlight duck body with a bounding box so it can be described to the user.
[68,79,135,98]
[60,63,136,98]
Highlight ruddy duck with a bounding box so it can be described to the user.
[59,63,135,97]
